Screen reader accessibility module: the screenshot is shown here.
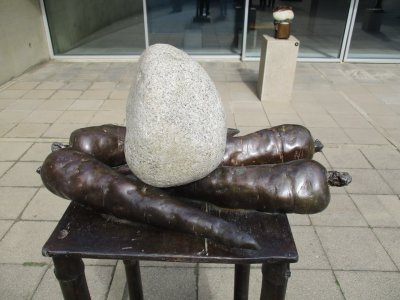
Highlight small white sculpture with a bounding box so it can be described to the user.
[273,6,294,39]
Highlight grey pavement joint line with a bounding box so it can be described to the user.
[2,123,19,138]
[29,264,52,300]
[1,61,399,299]
[0,161,16,180]
[122,283,129,300]
[104,263,118,300]
[311,225,346,298]
[0,137,69,143]
[260,100,272,127]
[340,91,400,149]
[339,167,397,196]
[0,188,41,243]
[350,194,400,272]
[359,148,377,170]
[0,78,19,91]
[195,263,199,300]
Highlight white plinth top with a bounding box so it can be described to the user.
[262,34,300,44]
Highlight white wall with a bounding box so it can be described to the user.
[0,0,50,85]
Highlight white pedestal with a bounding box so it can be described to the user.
[257,35,300,102]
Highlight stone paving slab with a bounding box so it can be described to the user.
[56,110,97,124]
[0,109,31,123]
[36,99,75,111]
[0,61,399,299]
[344,128,390,145]
[9,81,40,90]
[298,113,339,128]
[316,227,396,271]
[35,81,64,90]
[0,187,37,219]
[22,110,64,124]
[81,258,117,267]
[361,147,400,169]
[351,194,400,227]
[309,127,352,145]
[311,153,331,170]
[0,162,44,187]
[290,226,331,270]
[343,169,393,195]
[0,141,32,160]
[331,113,374,129]
[335,271,400,300]
[373,228,400,270]
[69,99,105,111]
[0,99,14,110]
[33,265,114,300]
[0,221,55,263]
[287,214,311,226]
[42,123,88,139]
[100,100,127,111]
[198,267,233,300]
[21,188,69,221]
[378,170,400,194]
[0,89,29,99]
[7,99,45,111]
[142,267,197,300]
[370,115,400,129]
[107,261,126,300]
[266,112,304,126]
[5,123,50,138]
[0,162,13,177]
[323,148,372,169]
[20,143,53,162]
[140,261,196,268]
[0,220,13,239]
[309,194,367,227]
[285,270,344,300]
[0,264,47,300]
[90,110,125,125]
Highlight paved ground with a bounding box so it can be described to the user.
[0,60,400,299]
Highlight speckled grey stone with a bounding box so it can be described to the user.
[125,44,226,187]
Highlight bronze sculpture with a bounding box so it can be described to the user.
[222,124,323,166]
[273,6,294,39]
[39,148,259,250]
[53,124,323,167]
[166,160,350,214]
[39,124,351,249]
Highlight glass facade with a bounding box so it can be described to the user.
[245,0,352,58]
[43,0,400,60]
[347,0,400,59]
[44,0,146,55]
[146,0,243,55]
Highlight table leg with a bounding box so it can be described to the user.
[260,263,291,300]
[53,256,90,300]
[234,264,250,300]
[124,260,143,300]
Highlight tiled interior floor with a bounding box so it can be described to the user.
[0,60,400,299]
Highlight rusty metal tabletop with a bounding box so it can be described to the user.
[42,201,298,264]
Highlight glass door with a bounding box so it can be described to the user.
[145,0,245,55]
[346,0,400,60]
[244,0,353,59]
[44,0,146,55]
[43,0,400,60]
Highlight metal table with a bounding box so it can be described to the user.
[42,202,298,300]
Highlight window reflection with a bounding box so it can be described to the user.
[245,0,351,58]
[44,0,146,55]
[348,0,400,59]
[42,0,400,59]
[146,0,243,55]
